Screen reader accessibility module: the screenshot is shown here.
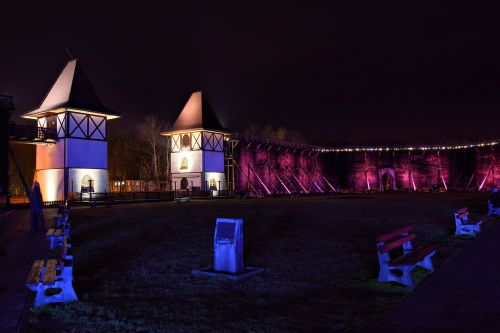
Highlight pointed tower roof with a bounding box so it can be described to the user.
[162,91,230,135]
[22,59,120,119]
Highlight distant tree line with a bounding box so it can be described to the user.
[244,122,307,144]
[108,114,170,185]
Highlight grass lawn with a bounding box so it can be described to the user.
[27,192,494,332]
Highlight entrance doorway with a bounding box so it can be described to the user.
[81,175,94,193]
[180,177,188,190]
[379,167,395,191]
[382,174,391,191]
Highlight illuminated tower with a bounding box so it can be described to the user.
[162,91,231,193]
[22,59,120,201]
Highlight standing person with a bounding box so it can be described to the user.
[30,181,45,232]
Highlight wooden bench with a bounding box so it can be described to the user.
[25,259,57,291]
[454,207,482,236]
[25,236,77,307]
[176,195,191,203]
[377,226,437,288]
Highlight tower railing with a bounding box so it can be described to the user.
[8,124,57,143]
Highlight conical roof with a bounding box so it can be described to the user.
[22,59,120,119]
[163,91,230,134]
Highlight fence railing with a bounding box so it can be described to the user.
[69,191,175,204]
[3,190,238,208]
[6,199,66,208]
[68,190,236,205]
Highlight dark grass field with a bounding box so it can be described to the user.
[27,192,494,332]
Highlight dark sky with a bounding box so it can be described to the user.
[1,3,499,146]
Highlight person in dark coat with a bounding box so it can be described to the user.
[30,181,45,231]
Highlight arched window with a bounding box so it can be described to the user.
[181,134,190,149]
[209,178,217,190]
[180,177,189,189]
[81,175,94,193]
[180,157,189,170]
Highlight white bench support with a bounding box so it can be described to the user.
[488,200,500,216]
[454,212,482,236]
[377,226,436,288]
[26,232,77,308]
[378,255,416,287]
[33,267,78,308]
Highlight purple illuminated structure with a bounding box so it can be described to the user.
[164,92,499,195]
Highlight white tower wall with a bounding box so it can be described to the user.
[34,169,64,202]
[34,111,110,201]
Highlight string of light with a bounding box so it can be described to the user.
[317,140,500,153]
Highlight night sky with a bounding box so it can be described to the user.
[1,3,499,146]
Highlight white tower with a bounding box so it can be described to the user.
[22,59,120,201]
[161,91,230,194]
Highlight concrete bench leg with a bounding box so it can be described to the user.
[455,223,480,236]
[416,253,435,272]
[33,270,77,308]
[399,266,414,288]
[489,204,500,216]
[49,237,55,250]
[378,264,415,288]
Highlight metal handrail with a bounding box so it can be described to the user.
[8,124,57,141]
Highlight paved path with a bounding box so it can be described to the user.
[0,208,53,333]
[373,219,500,333]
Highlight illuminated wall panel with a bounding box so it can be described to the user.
[191,131,202,150]
[171,134,181,152]
[171,150,203,173]
[69,112,87,138]
[319,148,500,191]
[66,138,107,168]
[234,140,323,194]
[34,169,64,202]
[36,143,64,170]
[203,151,224,172]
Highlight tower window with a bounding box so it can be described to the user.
[181,134,190,149]
[180,157,189,170]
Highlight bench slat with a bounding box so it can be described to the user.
[54,229,62,236]
[43,259,58,284]
[379,233,416,253]
[390,245,437,265]
[377,226,413,243]
[26,260,44,285]
[45,228,55,236]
